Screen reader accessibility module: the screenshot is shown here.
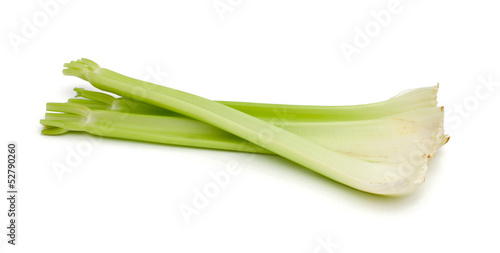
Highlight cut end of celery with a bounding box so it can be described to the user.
[73,87,116,105]
[46,102,92,117]
[41,126,69,135]
[40,103,91,134]
[67,98,110,110]
[63,58,101,81]
[40,118,86,133]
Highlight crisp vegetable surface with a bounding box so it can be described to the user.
[43,99,446,164]
[41,58,448,196]
[67,86,439,122]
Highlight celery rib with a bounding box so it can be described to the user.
[70,86,439,121]
[42,102,444,164]
[57,58,446,195]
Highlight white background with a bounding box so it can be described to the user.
[1,0,499,252]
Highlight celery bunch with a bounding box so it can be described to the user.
[41,59,448,196]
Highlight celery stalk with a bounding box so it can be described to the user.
[42,102,445,164]
[69,86,439,121]
[59,58,446,195]
[42,104,269,154]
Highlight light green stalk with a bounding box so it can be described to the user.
[68,86,439,121]
[58,58,446,195]
[41,102,446,163]
[42,104,269,154]
[67,88,449,151]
